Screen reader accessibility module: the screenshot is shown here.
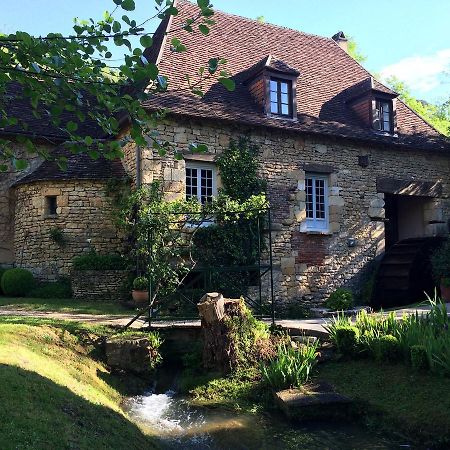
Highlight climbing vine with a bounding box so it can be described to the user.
[193,137,267,297]
[115,137,267,311]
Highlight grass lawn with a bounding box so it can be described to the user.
[0,317,157,449]
[318,359,450,448]
[0,296,134,316]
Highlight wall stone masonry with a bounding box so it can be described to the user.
[125,116,450,306]
[72,270,129,301]
[14,180,123,279]
[0,143,46,265]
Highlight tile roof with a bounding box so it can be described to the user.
[142,0,449,152]
[14,147,127,186]
[1,83,110,142]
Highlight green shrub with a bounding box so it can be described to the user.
[334,325,360,355]
[373,334,401,362]
[411,345,429,371]
[28,279,72,299]
[72,251,127,270]
[261,341,319,389]
[325,288,354,311]
[431,239,450,282]
[132,276,148,291]
[0,267,6,294]
[1,268,35,297]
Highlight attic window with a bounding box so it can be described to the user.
[373,99,393,133]
[269,78,292,117]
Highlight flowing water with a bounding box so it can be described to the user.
[123,389,408,450]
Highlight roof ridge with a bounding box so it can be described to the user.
[177,0,333,43]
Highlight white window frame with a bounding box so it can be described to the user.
[185,161,217,205]
[185,161,217,227]
[304,174,329,232]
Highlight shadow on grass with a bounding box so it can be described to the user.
[0,364,158,450]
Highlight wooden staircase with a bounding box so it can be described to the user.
[372,237,443,309]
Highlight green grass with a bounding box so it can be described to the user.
[318,360,450,448]
[0,296,134,316]
[0,318,158,449]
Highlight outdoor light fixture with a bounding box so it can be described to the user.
[358,155,370,168]
[347,238,357,247]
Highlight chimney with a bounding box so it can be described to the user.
[332,31,348,53]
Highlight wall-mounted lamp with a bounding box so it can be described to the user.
[358,155,370,168]
[347,238,357,248]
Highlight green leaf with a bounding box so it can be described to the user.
[84,136,93,146]
[88,150,100,160]
[219,77,236,91]
[140,35,153,48]
[147,63,159,80]
[66,121,78,133]
[208,57,218,74]
[197,0,210,8]
[113,0,122,5]
[112,21,121,32]
[13,159,28,170]
[121,0,135,11]
[198,24,209,35]
[105,51,112,58]
[166,6,178,16]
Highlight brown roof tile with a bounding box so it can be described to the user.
[142,0,449,152]
[14,147,127,186]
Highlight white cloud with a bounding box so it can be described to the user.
[379,49,450,93]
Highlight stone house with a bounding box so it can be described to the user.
[1,0,449,306]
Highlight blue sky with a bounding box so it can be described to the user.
[1,0,449,102]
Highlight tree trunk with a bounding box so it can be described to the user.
[197,292,241,374]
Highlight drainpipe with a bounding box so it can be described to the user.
[135,145,142,189]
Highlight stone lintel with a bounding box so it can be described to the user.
[183,153,216,162]
[303,163,336,174]
[377,177,442,197]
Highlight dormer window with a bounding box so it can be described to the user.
[374,99,393,133]
[269,78,292,117]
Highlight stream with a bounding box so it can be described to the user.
[123,389,407,449]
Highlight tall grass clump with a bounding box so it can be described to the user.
[326,292,450,375]
[261,341,319,389]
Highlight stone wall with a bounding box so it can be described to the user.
[125,116,450,305]
[0,143,47,265]
[72,270,129,301]
[14,180,123,279]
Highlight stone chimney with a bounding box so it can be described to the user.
[332,31,348,53]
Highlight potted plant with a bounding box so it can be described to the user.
[132,276,149,305]
[431,240,450,301]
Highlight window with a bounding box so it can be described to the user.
[45,196,57,216]
[373,99,392,132]
[305,174,328,231]
[269,78,292,117]
[185,163,216,205]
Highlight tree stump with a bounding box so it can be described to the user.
[197,292,241,374]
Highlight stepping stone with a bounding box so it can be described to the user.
[275,385,352,421]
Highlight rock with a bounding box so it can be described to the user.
[291,335,319,345]
[323,306,371,318]
[105,336,156,374]
[310,307,329,318]
[275,384,352,421]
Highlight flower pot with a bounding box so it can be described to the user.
[440,279,450,302]
[132,290,149,306]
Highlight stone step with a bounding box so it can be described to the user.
[275,384,352,421]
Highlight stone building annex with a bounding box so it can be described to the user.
[1,0,449,306]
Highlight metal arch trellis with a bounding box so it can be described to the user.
[122,206,275,330]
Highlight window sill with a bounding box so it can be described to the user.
[372,130,398,138]
[299,229,332,236]
[266,113,297,122]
